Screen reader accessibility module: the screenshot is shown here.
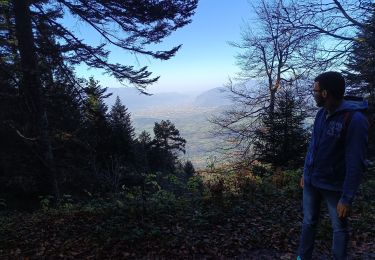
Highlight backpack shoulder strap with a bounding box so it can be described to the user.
[342,111,354,136]
[342,110,370,139]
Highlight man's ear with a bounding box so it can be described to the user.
[322,89,328,98]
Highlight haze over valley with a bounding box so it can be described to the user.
[105,87,233,169]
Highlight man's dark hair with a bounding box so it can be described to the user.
[314,71,345,100]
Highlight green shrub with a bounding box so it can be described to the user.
[187,175,204,195]
[38,195,54,211]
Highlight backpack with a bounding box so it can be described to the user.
[342,96,373,169]
[342,96,372,136]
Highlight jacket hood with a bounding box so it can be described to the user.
[334,96,368,114]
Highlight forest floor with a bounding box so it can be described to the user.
[1,174,375,259]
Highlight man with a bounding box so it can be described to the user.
[297,71,368,259]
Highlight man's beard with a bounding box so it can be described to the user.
[315,98,324,107]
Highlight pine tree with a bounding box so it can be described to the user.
[149,120,186,172]
[183,160,196,179]
[109,96,135,161]
[253,88,309,169]
[344,5,375,159]
[83,77,112,170]
[138,131,152,146]
[6,0,198,91]
[345,6,375,95]
[133,130,153,173]
[153,120,186,154]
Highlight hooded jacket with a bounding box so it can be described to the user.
[303,99,368,205]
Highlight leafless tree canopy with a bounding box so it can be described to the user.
[210,0,314,156]
[280,0,373,67]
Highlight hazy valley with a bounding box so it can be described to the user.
[105,87,233,169]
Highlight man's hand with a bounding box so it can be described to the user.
[337,202,350,218]
[299,177,304,188]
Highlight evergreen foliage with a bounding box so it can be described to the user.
[1,0,198,90]
[344,5,375,159]
[253,87,309,169]
[153,120,186,155]
[109,96,135,161]
[82,77,112,170]
[184,160,196,178]
[345,8,375,97]
[148,120,187,173]
[0,0,197,205]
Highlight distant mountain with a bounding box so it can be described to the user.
[105,87,194,111]
[104,86,234,112]
[193,87,232,107]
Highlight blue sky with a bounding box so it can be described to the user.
[68,1,256,94]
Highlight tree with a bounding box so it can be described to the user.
[0,1,90,200]
[183,160,195,178]
[82,77,111,169]
[344,5,375,158]
[345,8,375,96]
[277,1,374,95]
[138,130,152,146]
[280,0,373,68]
[253,86,309,169]
[134,130,153,173]
[0,0,197,201]
[153,120,186,155]
[16,0,198,91]
[149,120,186,172]
[11,0,62,200]
[210,0,314,165]
[109,96,135,161]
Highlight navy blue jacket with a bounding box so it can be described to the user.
[303,99,368,205]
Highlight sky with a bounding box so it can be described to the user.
[66,1,256,94]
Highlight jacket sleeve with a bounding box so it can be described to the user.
[340,111,369,205]
[303,134,314,177]
[303,110,321,177]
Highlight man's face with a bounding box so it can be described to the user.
[312,81,326,107]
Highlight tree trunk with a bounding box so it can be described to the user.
[13,0,60,203]
[269,89,277,166]
[269,89,276,119]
